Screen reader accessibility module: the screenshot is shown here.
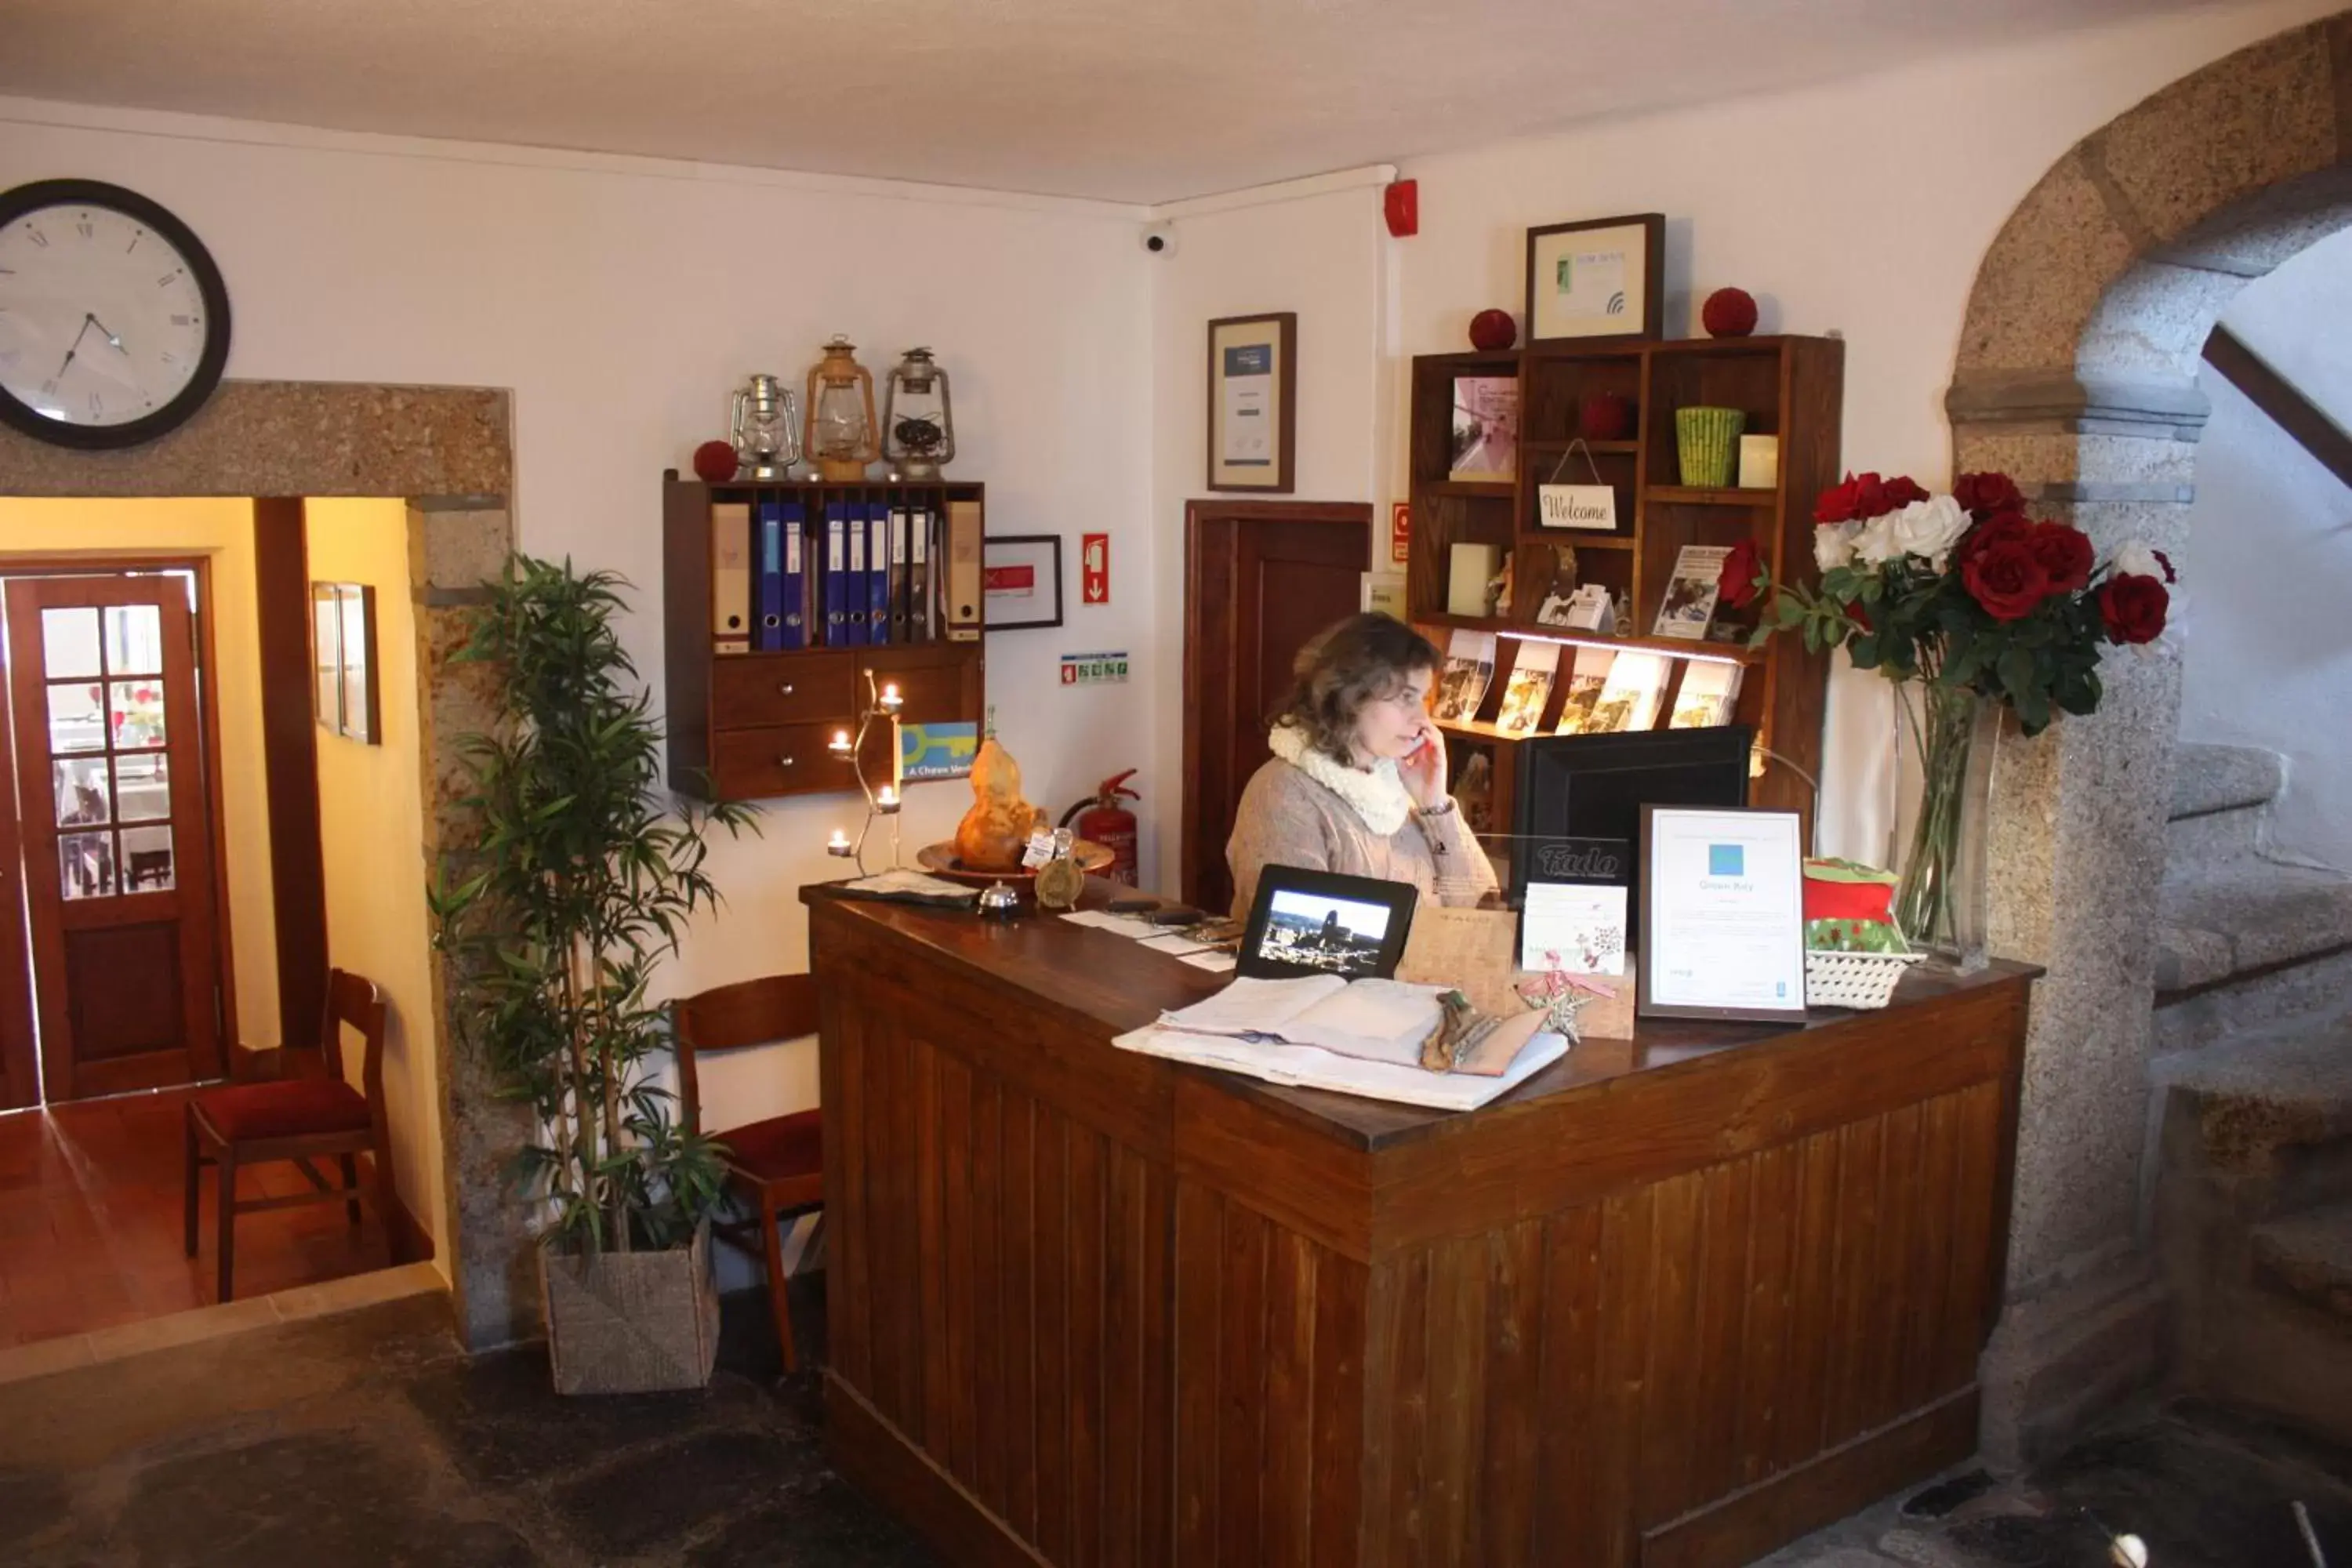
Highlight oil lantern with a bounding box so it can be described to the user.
[804,336,880,482]
[728,373,801,480]
[882,347,956,480]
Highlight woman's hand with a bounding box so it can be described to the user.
[1397,713,1450,811]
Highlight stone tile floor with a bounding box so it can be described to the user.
[2,1271,2348,1566]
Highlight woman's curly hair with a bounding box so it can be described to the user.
[1269,613,1440,765]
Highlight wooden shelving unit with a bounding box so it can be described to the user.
[1407,334,1844,852]
[662,474,985,803]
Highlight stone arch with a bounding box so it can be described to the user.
[1945,12,2352,1460]
[0,381,535,1351]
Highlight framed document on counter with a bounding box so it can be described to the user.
[1636,804,1806,1022]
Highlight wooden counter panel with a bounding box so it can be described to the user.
[1173,1181,1368,1568]
[1367,978,2026,1251]
[819,941,1175,1567]
[1341,1080,1998,1566]
[1174,1075,1376,1264]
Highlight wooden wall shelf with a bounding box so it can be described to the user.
[1406,333,1844,853]
[662,474,985,803]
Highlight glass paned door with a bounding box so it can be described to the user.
[4,575,220,1100]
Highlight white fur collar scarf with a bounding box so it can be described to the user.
[1268,721,1414,837]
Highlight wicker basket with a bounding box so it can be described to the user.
[1804,946,1923,1011]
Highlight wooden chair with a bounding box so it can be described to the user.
[184,968,396,1301]
[672,974,825,1371]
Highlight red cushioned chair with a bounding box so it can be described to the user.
[184,969,395,1301]
[672,974,825,1371]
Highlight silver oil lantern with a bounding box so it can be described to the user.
[883,347,956,481]
[731,373,803,481]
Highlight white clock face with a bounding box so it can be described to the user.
[0,201,212,430]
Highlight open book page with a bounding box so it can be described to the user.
[1162,975,1446,1068]
[1112,1024,1569,1112]
[1163,975,1348,1036]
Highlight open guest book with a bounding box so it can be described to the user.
[1113,975,1566,1112]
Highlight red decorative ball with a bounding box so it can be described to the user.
[1702,287,1759,339]
[691,440,741,484]
[1468,308,1518,352]
[1578,393,1635,442]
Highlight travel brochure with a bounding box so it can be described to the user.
[1668,662,1744,729]
[1653,543,1730,641]
[1494,639,1559,735]
[1434,629,1497,724]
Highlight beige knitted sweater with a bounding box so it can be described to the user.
[1225,735,1499,919]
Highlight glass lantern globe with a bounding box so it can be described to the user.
[883,347,956,480]
[804,336,880,482]
[729,373,801,480]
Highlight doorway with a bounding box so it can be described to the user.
[1181,499,1372,913]
[0,562,228,1102]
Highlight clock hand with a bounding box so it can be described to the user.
[52,315,95,380]
[87,314,126,354]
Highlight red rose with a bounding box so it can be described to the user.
[1816,473,1865,524]
[1850,600,1874,633]
[2027,521,2093,593]
[1953,472,2024,517]
[1718,538,1763,608]
[1962,539,2052,621]
[2100,573,2169,644]
[1953,510,2037,572]
[1876,475,1931,514]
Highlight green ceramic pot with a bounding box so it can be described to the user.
[1675,406,1747,488]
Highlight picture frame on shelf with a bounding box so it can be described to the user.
[310,581,380,745]
[980,534,1064,631]
[1524,214,1664,345]
[1206,312,1297,492]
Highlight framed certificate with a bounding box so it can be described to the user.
[1636,804,1807,1022]
[1524,214,1664,345]
[1206,312,1296,492]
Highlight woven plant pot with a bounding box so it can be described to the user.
[541,1224,720,1395]
[1675,406,1747,488]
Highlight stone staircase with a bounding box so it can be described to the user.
[2151,742,2352,1445]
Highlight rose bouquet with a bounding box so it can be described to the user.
[1719,470,2173,964]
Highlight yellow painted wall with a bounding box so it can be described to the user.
[0,497,281,1051]
[304,499,447,1269]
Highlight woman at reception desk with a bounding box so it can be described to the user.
[802,638,2034,1566]
[1225,613,1495,920]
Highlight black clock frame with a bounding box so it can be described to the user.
[0,178,234,452]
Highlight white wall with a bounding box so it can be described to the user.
[0,100,1156,1131]
[2180,225,2352,870]
[1144,175,1396,890]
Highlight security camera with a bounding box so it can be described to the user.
[1141,222,1177,256]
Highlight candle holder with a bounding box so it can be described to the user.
[826,672,907,874]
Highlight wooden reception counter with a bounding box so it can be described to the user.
[803,885,2032,1568]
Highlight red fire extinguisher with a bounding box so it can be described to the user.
[1061,769,1142,887]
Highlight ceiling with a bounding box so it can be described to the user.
[1,0,2235,205]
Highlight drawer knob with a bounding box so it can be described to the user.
[776,755,795,769]
[778,682,795,696]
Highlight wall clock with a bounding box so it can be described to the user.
[0,179,232,450]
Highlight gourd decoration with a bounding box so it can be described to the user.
[953,739,1044,872]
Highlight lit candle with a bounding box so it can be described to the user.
[828,728,851,753]
[877,786,900,813]
[826,828,851,855]
[880,681,903,710]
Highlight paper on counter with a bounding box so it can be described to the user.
[1180,951,1238,974]
[1110,1023,1566,1111]
[1059,910,1161,940]
[1138,931,1213,956]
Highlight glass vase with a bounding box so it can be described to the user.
[1892,683,1998,972]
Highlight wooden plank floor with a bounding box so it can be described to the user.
[0,1085,390,1348]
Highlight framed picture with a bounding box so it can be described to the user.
[310,581,381,744]
[1525,214,1665,345]
[1237,864,1418,981]
[980,535,1064,631]
[1635,804,1806,1022]
[1206,311,1297,492]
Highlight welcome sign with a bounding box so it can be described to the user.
[1538,484,1618,531]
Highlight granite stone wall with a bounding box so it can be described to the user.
[1947,9,2352,1462]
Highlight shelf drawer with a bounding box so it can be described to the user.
[710,723,865,800]
[712,652,856,729]
[858,649,979,724]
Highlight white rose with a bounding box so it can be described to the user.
[1894,495,1972,568]
[2111,540,2162,579]
[1851,512,1902,567]
[1815,521,1861,572]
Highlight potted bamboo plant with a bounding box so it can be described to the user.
[431,555,755,1394]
